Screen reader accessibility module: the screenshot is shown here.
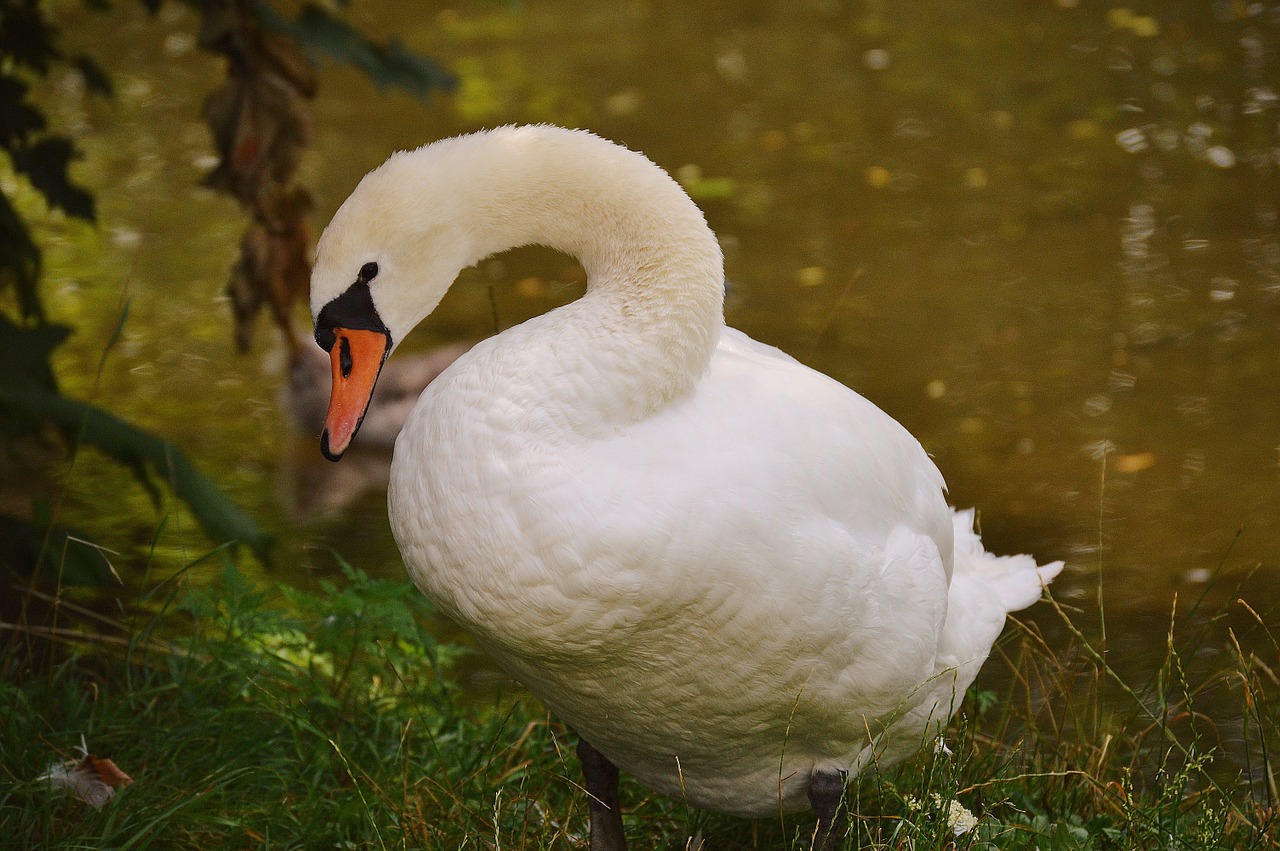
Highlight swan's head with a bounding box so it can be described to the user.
[309,143,475,461]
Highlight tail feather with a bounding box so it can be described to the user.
[950,508,1064,613]
[858,508,1064,772]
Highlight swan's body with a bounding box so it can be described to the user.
[310,125,1061,831]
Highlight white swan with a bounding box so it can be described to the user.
[309,125,1063,849]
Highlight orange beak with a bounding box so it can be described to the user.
[320,327,391,461]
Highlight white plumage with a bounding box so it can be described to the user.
[310,125,1062,821]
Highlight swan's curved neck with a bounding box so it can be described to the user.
[440,131,725,423]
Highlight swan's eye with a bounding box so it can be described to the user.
[339,335,354,378]
[314,277,390,353]
[358,262,379,283]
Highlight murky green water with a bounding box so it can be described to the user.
[28,2,1280,711]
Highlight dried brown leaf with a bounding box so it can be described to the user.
[39,754,133,810]
[1114,451,1157,473]
[226,188,314,352]
[258,29,318,97]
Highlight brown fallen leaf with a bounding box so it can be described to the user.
[39,749,134,810]
[1113,451,1157,473]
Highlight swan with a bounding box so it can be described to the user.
[309,125,1063,849]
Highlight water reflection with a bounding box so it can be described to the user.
[277,338,472,521]
[33,0,1278,732]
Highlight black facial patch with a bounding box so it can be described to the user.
[315,276,390,352]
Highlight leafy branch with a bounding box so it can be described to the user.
[0,0,455,582]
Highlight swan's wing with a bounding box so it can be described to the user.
[623,326,952,572]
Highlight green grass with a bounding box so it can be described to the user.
[2,551,1276,849]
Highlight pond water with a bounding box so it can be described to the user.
[30,0,1280,737]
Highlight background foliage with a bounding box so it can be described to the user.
[0,0,455,586]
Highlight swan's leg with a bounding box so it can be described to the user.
[577,737,628,851]
[807,769,849,851]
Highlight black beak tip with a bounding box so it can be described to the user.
[320,429,344,463]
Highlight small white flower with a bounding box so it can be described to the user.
[943,797,979,836]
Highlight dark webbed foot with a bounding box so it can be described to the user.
[577,737,627,851]
[808,768,849,851]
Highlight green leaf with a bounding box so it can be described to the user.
[53,392,270,559]
[256,2,456,98]
[378,38,459,97]
[968,687,998,715]
[10,137,96,221]
[0,75,48,147]
[1036,821,1096,851]
[0,313,68,393]
[72,54,113,97]
[0,193,45,322]
[0,319,272,560]
[0,0,62,74]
